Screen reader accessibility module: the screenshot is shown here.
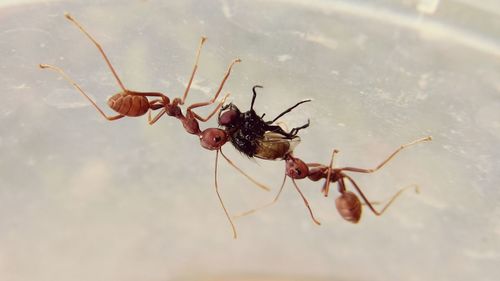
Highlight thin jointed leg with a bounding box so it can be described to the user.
[233,173,288,219]
[344,175,419,216]
[214,150,237,239]
[148,108,166,125]
[187,93,231,122]
[219,149,270,191]
[291,179,321,225]
[180,37,207,104]
[289,119,310,136]
[250,85,263,111]
[64,13,127,92]
[208,59,241,104]
[271,99,312,123]
[322,149,340,197]
[182,58,240,118]
[39,64,124,121]
[338,136,432,174]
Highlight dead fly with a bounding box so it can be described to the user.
[218,85,311,160]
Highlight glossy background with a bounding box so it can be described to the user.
[1,0,499,280]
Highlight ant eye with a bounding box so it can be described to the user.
[200,129,228,150]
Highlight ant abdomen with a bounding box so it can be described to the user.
[107,93,150,117]
[335,191,362,223]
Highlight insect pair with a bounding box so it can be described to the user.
[221,90,431,226]
[233,136,431,225]
[41,13,432,238]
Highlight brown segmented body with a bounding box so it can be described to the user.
[107,93,150,117]
[335,191,362,223]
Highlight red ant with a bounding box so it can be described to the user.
[235,136,432,225]
[39,13,240,125]
[39,13,269,239]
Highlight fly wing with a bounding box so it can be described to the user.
[254,132,301,160]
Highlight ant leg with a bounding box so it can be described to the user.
[64,13,127,92]
[271,99,312,123]
[322,149,340,197]
[182,56,240,106]
[344,175,419,216]
[214,150,237,239]
[291,179,321,225]
[361,184,420,207]
[233,173,288,219]
[181,56,239,118]
[146,99,165,125]
[39,64,124,121]
[338,136,432,173]
[219,148,270,191]
[180,36,207,104]
[207,58,241,104]
[187,93,231,122]
[148,108,166,125]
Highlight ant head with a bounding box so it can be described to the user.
[285,156,309,179]
[199,128,229,150]
[218,104,241,127]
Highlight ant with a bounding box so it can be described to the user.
[235,136,432,225]
[39,13,269,239]
[39,13,240,125]
[218,85,311,160]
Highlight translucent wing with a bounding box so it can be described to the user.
[254,132,301,160]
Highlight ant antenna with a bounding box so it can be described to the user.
[233,173,288,219]
[219,148,270,191]
[214,150,237,239]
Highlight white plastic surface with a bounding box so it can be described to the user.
[1,0,499,280]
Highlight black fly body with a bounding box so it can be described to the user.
[218,85,311,160]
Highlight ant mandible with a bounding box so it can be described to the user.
[236,136,432,225]
[39,13,240,125]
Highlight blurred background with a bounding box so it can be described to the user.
[0,0,499,280]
